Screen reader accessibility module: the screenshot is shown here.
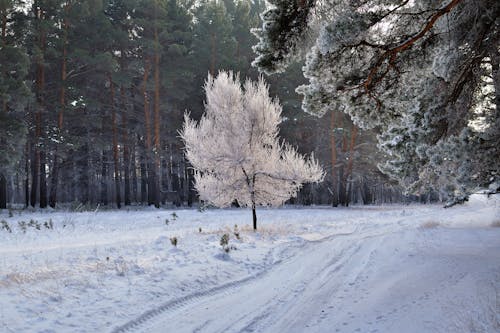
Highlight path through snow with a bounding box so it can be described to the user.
[0,195,498,333]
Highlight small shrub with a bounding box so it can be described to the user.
[491,220,500,228]
[170,236,178,247]
[198,227,202,233]
[233,224,240,240]
[1,220,12,233]
[28,219,41,230]
[171,212,178,221]
[220,233,230,252]
[18,221,27,233]
[43,219,54,230]
[8,209,13,218]
[165,219,170,225]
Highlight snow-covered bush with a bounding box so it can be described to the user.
[181,71,324,230]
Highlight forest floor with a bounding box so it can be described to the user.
[0,196,499,333]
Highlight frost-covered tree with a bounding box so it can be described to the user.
[253,0,500,203]
[181,71,324,229]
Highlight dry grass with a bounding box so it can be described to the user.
[419,220,440,229]
[199,224,294,239]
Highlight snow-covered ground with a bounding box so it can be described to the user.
[0,195,499,333]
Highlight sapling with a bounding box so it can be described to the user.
[181,71,324,230]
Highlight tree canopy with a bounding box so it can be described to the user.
[253,0,500,201]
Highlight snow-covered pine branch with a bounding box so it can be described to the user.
[181,71,324,230]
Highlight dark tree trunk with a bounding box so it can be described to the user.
[110,78,121,209]
[101,153,108,205]
[140,158,147,204]
[24,143,29,207]
[0,174,7,209]
[30,148,39,207]
[39,151,47,208]
[252,203,257,231]
[131,148,138,203]
[49,154,59,208]
[121,86,131,206]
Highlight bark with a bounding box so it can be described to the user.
[121,86,131,206]
[344,125,358,206]
[0,174,6,209]
[142,59,155,206]
[49,2,69,208]
[1,8,7,114]
[24,143,29,207]
[330,110,338,207]
[252,201,257,231]
[39,151,47,208]
[101,153,108,205]
[131,145,138,203]
[0,10,6,208]
[140,144,148,204]
[30,147,39,207]
[32,4,46,208]
[210,33,216,75]
[110,77,121,209]
[153,21,161,208]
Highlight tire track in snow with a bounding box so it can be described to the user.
[110,230,359,333]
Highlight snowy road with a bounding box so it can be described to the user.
[1,196,499,333]
[117,217,500,333]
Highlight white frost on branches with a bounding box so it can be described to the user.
[181,71,324,209]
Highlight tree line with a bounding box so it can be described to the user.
[0,0,408,210]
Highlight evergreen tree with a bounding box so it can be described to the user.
[0,0,30,208]
[253,0,500,202]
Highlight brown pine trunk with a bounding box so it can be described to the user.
[49,3,69,208]
[110,76,121,209]
[153,22,161,208]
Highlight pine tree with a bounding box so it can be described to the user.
[0,0,30,208]
[253,0,500,201]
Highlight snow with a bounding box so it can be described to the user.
[0,195,499,333]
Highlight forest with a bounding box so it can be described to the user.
[1,0,498,210]
[0,0,407,210]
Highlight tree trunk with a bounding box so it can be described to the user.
[119,86,131,206]
[344,125,358,207]
[24,143,29,207]
[0,174,6,209]
[33,4,46,208]
[30,147,39,207]
[142,59,154,206]
[330,110,338,207]
[1,8,7,114]
[39,151,47,208]
[101,153,108,205]
[252,202,257,231]
[49,2,69,208]
[0,10,6,209]
[110,76,121,209]
[153,21,161,208]
[210,33,216,76]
